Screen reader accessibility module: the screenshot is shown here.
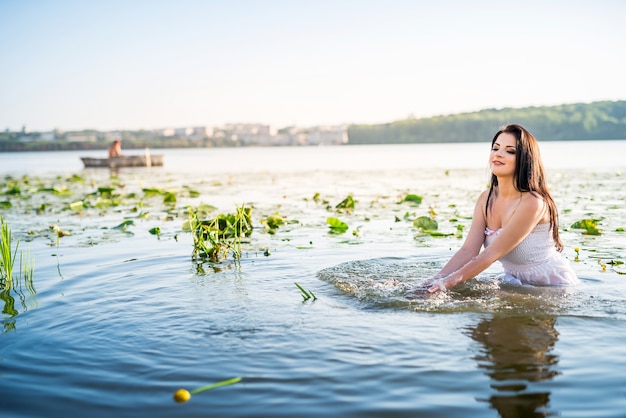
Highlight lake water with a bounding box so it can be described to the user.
[1,141,625,417]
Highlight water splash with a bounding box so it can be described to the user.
[317,256,583,315]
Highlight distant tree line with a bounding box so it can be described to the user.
[0,133,241,152]
[347,100,626,144]
[2,100,625,152]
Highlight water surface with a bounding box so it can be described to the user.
[1,142,625,417]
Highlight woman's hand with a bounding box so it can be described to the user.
[420,275,448,293]
[427,273,465,293]
[405,275,442,297]
[428,280,448,293]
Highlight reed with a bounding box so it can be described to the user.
[0,216,18,283]
[0,216,35,288]
[295,282,317,301]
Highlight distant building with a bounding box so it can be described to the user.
[174,127,194,137]
[17,135,36,143]
[38,132,56,141]
[306,126,349,145]
[218,123,277,145]
[66,134,97,143]
[190,126,214,140]
[162,128,175,137]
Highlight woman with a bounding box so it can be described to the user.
[424,124,578,293]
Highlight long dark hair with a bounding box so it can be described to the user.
[485,124,563,251]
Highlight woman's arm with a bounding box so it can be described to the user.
[428,192,546,293]
[423,191,488,284]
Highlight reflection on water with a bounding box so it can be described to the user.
[468,315,560,418]
[320,255,571,416]
[0,274,38,332]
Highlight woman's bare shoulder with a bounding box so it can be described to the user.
[519,192,548,219]
[521,191,545,207]
[476,189,490,204]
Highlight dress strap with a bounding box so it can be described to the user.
[484,227,501,236]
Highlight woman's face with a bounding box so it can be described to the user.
[490,132,517,177]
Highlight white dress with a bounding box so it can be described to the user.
[484,222,579,286]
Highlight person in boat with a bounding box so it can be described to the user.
[108,140,123,158]
[422,123,578,293]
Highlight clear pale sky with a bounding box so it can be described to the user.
[1,0,625,132]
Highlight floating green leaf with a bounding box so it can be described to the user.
[424,231,453,237]
[401,194,423,204]
[113,220,135,231]
[97,187,116,196]
[571,219,601,235]
[413,216,438,231]
[327,217,349,233]
[261,213,285,231]
[52,186,72,196]
[143,188,165,197]
[69,201,84,211]
[163,192,177,204]
[94,197,114,209]
[4,186,21,195]
[195,203,218,219]
[336,195,355,211]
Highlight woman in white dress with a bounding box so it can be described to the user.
[424,124,578,293]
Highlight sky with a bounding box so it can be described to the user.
[1,0,625,132]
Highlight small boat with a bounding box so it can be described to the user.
[80,154,164,168]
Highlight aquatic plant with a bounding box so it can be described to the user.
[113,220,135,232]
[173,376,242,403]
[1,216,36,329]
[400,193,423,204]
[295,282,317,301]
[570,219,601,235]
[335,194,355,213]
[413,216,438,232]
[327,217,349,234]
[260,213,285,234]
[0,216,18,282]
[143,187,178,204]
[188,204,252,262]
